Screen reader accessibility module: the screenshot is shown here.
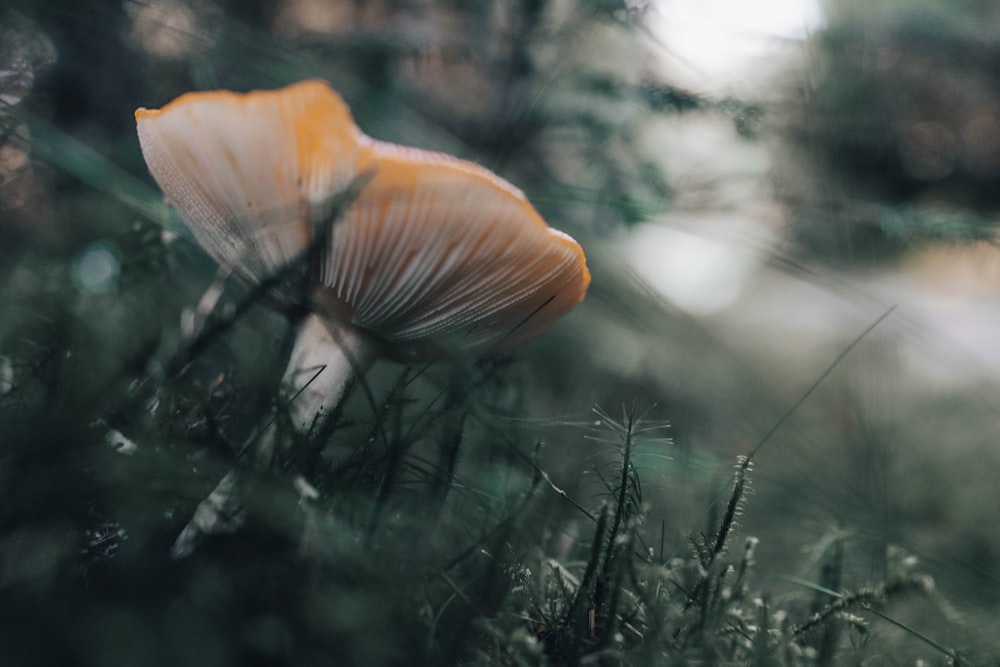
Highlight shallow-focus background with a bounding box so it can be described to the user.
[2,0,999,664]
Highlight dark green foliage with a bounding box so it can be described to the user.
[2,1,998,665]
[777,1,1000,264]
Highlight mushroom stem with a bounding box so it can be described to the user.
[170,312,376,558]
[281,312,376,435]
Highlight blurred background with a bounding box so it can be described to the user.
[2,0,1000,664]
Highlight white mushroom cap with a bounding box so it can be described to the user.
[136,80,589,359]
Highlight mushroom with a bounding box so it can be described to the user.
[135,80,590,554]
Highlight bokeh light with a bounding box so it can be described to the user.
[125,0,214,60]
[649,0,825,91]
[72,242,121,294]
[624,222,758,315]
